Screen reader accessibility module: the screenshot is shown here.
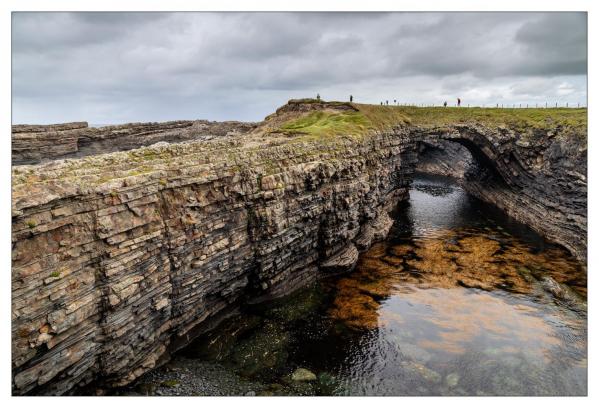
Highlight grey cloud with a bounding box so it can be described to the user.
[391,13,585,78]
[11,12,587,124]
[514,13,587,75]
[12,12,168,53]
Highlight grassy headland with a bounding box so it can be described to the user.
[271,99,587,140]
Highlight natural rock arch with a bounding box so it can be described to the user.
[414,124,586,263]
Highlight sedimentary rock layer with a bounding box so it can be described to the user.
[12,120,416,395]
[12,120,257,165]
[416,140,473,179]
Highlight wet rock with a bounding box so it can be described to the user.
[135,382,156,396]
[286,381,315,396]
[291,368,317,382]
[398,343,432,363]
[517,266,536,283]
[401,361,441,383]
[257,390,275,396]
[445,373,460,388]
[261,284,325,322]
[160,380,180,388]
[230,322,290,378]
[183,314,262,361]
[539,276,586,311]
[320,244,359,275]
[316,372,340,395]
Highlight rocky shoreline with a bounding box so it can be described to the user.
[12,120,258,165]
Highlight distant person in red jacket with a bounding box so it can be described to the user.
[457,98,461,107]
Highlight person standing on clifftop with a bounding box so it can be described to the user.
[350,95,353,102]
[317,93,321,101]
[457,98,461,107]
[444,101,447,107]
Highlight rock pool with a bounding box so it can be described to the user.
[127,174,587,396]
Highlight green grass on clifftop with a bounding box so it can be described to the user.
[274,101,586,140]
[389,105,587,133]
[277,104,409,140]
[279,110,371,139]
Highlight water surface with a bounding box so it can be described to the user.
[169,175,588,396]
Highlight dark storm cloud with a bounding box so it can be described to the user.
[11,12,587,124]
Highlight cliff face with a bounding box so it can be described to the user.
[11,101,586,395]
[11,115,417,394]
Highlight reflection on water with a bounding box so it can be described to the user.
[178,175,587,396]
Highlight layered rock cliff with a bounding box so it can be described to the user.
[11,100,586,395]
[12,120,257,165]
[12,102,417,395]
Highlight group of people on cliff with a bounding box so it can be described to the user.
[443,98,461,107]
[318,93,463,107]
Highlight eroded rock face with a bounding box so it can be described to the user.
[12,120,257,165]
[416,140,472,179]
[11,127,417,395]
[415,124,587,263]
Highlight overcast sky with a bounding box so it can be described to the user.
[12,12,587,124]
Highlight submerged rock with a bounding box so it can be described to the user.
[230,321,290,378]
[445,373,460,388]
[160,380,180,388]
[135,382,156,396]
[260,284,327,322]
[401,361,441,383]
[291,368,317,382]
[539,276,587,312]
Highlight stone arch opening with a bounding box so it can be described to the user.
[416,137,507,188]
